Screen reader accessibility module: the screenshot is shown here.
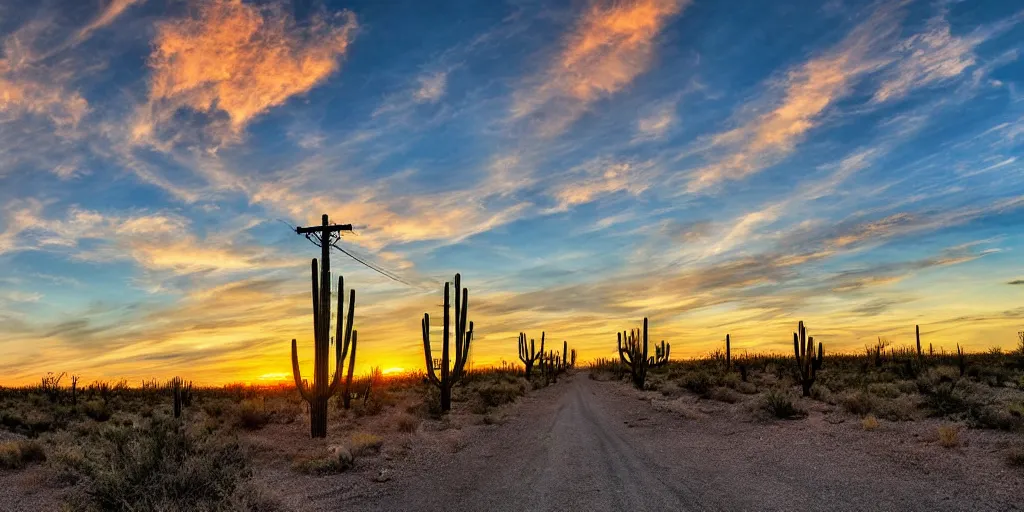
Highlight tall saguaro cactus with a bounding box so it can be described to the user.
[618,318,670,390]
[422,273,474,412]
[518,332,543,380]
[793,321,823,397]
[291,259,357,438]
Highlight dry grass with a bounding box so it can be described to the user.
[0,438,46,469]
[348,432,383,457]
[861,414,880,431]
[395,414,420,433]
[938,425,961,448]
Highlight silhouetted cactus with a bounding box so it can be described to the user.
[916,325,923,363]
[41,372,65,403]
[170,377,193,418]
[793,321,823,397]
[956,344,966,377]
[617,318,670,390]
[291,259,357,438]
[518,332,543,381]
[725,334,731,369]
[422,274,473,413]
[560,340,577,372]
[70,375,79,406]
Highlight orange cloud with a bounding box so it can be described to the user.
[137,0,357,144]
[0,28,89,130]
[512,0,687,135]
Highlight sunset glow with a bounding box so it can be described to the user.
[1,0,1023,386]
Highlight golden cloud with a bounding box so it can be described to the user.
[137,0,357,144]
[512,0,687,135]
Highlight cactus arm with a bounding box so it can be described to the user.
[291,339,312,403]
[518,333,528,363]
[344,331,358,396]
[538,332,545,362]
[422,314,441,386]
[453,321,473,380]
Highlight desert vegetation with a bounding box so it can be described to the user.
[592,320,1024,471]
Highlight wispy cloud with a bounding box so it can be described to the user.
[134,0,358,146]
[686,4,901,192]
[70,0,146,47]
[512,0,688,135]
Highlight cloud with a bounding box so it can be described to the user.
[634,101,677,140]
[872,14,977,103]
[135,0,358,145]
[0,201,289,276]
[71,0,145,47]
[548,158,654,212]
[414,71,447,103]
[0,29,89,129]
[686,5,900,192]
[512,0,688,135]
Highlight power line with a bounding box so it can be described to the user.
[279,217,413,287]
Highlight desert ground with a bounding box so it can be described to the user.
[2,352,1023,511]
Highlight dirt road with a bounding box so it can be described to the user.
[345,374,1021,512]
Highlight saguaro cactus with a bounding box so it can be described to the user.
[518,332,544,380]
[171,377,191,418]
[422,274,474,412]
[617,318,670,390]
[291,259,357,438]
[725,334,731,369]
[70,375,79,406]
[793,321,823,397]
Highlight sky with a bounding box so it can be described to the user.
[1,0,1023,386]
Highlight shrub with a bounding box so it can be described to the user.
[348,433,383,457]
[761,389,807,420]
[861,414,879,431]
[236,398,270,430]
[0,439,46,469]
[840,391,874,416]
[55,416,258,511]
[709,387,739,404]
[83,400,111,422]
[477,381,525,408]
[867,382,901,399]
[967,405,1019,431]
[396,414,419,433]
[294,445,353,475]
[922,381,970,417]
[938,425,960,448]
[1006,446,1024,468]
[681,371,715,398]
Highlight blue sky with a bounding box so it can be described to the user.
[0,0,1022,384]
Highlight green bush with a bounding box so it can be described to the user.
[762,389,807,420]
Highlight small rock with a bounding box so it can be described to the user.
[374,469,391,483]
